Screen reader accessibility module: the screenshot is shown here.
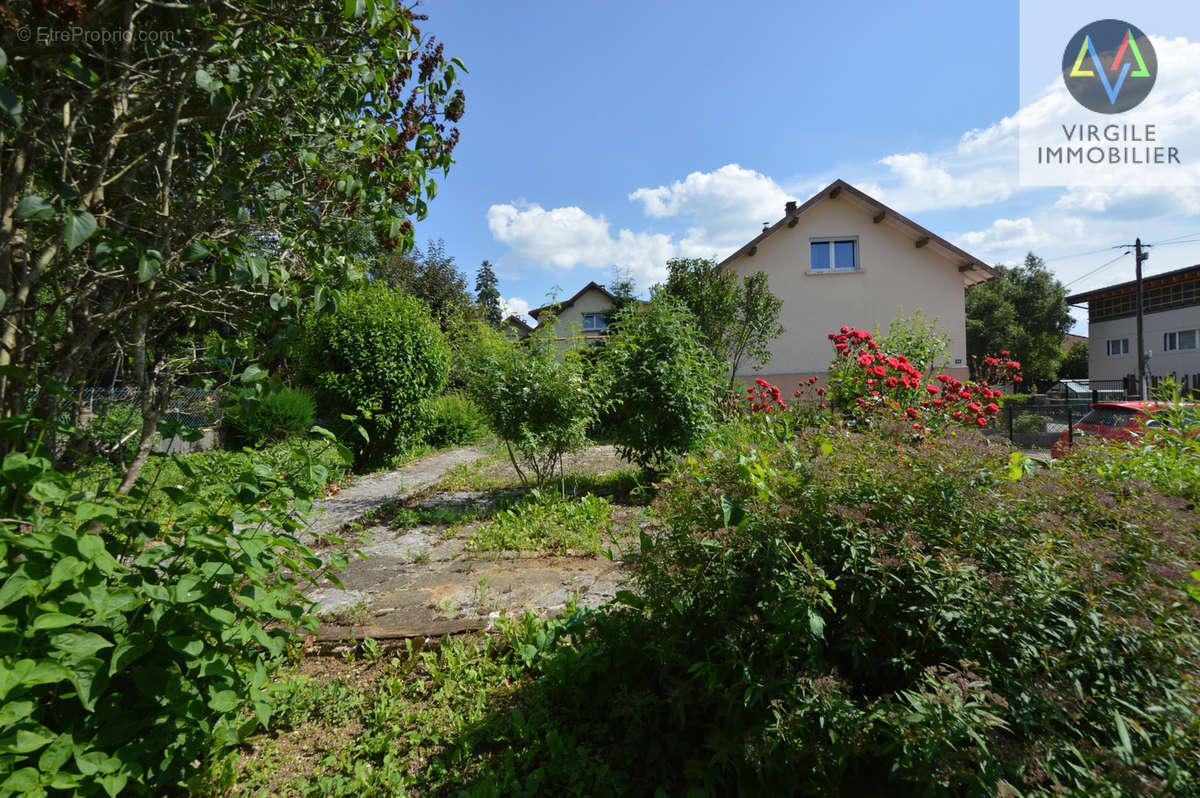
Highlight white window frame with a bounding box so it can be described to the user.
[1163,329,1197,351]
[808,237,860,274]
[1107,338,1129,356]
[581,312,608,332]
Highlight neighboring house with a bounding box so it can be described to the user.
[719,179,996,385]
[529,281,620,343]
[1064,332,1087,352]
[502,314,533,340]
[1065,263,1200,394]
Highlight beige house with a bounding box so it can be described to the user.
[719,179,996,386]
[529,281,620,343]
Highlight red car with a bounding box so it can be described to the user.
[1051,400,1199,458]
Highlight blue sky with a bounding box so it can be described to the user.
[412,1,1200,329]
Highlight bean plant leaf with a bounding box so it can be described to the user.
[181,241,210,262]
[137,253,159,283]
[14,196,54,221]
[63,209,98,251]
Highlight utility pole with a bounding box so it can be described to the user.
[1134,238,1150,399]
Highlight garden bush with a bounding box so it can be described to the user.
[0,416,349,795]
[299,284,449,465]
[598,294,723,470]
[223,386,316,446]
[586,427,1200,794]
[422,393,490,449]
[458,321,594,489]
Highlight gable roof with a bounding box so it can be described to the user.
[718,179,998,288]
[503,314,533,334]
[529,280,618,320]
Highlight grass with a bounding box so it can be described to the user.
[201,631,545,796]
[465,490,615,554]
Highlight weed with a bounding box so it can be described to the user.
[466,490,613,554]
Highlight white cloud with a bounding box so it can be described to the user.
[956,217,1066,258]
[628,164,793,256]
[486,202,675,286]
[874,153,1016,213]
[500,296,531,320]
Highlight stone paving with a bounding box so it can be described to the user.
[301,447,637,643]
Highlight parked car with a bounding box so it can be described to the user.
[1051,401,1200,458]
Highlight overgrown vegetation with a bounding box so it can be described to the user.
[0,415,350,795]
[458,321,594,488]
[599,294,722,470]
[466,490,614,554]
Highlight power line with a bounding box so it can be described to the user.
[1044,243,1127,263]
[1062,250,1130,289]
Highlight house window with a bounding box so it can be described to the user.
[1107,338,1129,356]
[810,238,858,272]
[1163,329,1197,351]
[582,313,608,332]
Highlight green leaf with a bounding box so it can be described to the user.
[14,196,54,221]
[171,574,210,603]
[807,608,826,640]
[75,503,117,524]
[343,0,366,18]
[137,253,159,283]
[269,292,287,311]
[108,634,151,676]
[68,656,108,711]
[0,700,34,726]
[0,725,55,754]
[0,768,39,793]
[0,48,7,75]
[21,661,72,688]
[38,733,74,773]
[181,241,210,262]
[195,67,214,91]
[98,773,128,797]
[28,472,70,503]
[0,84,21,127]
[208,689,240,712]
[47,556,86,590]
[50,630,113,657]
[63,210,98,251]
[239,364,268,384]
[0,288,6,313]
[32,612,81,631]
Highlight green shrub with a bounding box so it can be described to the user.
[599,428,1200,794]
[458,321,594,489]
[0,417,349,795]
[598,294,722,470]
[224,386,316,446]
[83,402,141,465]
[299,285,450,465]
[423,393,489,449]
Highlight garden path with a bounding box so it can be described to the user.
[299,445,489,542]
[302,445,637,646]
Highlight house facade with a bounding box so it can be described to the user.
[529,281,619,343]
[719,179,996,386]
[1065,264,1200,393]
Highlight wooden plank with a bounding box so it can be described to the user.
[313,617,490,644]
[958,263,975,272]
[828,185,842,199]
[914,236,930,249]
[873,211,886,224]
[747,245,757,257]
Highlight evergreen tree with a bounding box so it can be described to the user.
[476,260,503,327]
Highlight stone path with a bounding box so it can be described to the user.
[302,446,638,644]
[300,445,488,542]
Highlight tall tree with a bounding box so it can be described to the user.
[374,239,476,331]
[475,260,502,327]
[0,1,465,485]
[607,265,639,315]
[662,257,784,387]
[965,253,1072,384]
[1059,341,1089,380]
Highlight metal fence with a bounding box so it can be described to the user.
[981,398,1093,450]
[76,387,223,428]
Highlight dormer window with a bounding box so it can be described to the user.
[810,237,859,272]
